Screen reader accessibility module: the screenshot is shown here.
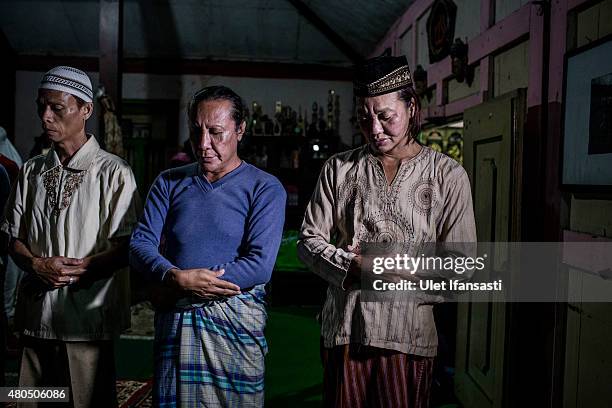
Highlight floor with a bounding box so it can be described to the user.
[4,302,461,407]
[115,302,460,407]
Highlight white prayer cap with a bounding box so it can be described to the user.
[39,66,93,103]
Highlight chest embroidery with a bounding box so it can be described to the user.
[359,210,415,242]
[373,163,409,210]
[408,177,439,216]
[42,167,87,215]
[337,176,370,208]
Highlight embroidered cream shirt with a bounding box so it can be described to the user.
[297,145,477,356]
[2,136,140,341]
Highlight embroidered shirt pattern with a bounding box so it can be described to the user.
[42,166,87,215]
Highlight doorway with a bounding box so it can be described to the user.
[121,99,180,196]
[417,119,466,406]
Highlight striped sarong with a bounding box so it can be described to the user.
[154,286,268,407]
[322,342,434,408]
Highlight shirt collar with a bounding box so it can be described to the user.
[43,134,100,172]
[365,143,428,166]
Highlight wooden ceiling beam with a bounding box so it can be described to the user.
[286,0,363,64]
[99,0,124,116]
[124,58,354,80]
[15,56,353,81]
[16,56,99,72]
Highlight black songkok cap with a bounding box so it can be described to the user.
[353,54,413,97]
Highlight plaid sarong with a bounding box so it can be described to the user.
[154,286,268,407]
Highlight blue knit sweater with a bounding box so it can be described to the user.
[129,162,286,289]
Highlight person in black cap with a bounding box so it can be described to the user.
[298,55,477,407]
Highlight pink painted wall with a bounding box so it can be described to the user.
[370,0,550,115]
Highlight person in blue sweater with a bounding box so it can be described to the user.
[130,85,286,407]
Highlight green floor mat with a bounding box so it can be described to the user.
[274,230,308,272]
[264,306,323,406]
[116,337,154,380]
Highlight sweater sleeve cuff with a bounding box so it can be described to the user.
[153,261,178,282]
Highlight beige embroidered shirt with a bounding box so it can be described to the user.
[2,136,140,341]
[297,145,476,356]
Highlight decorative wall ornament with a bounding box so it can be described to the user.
[413,65,432,102]
[97,86,125,158]
[450,38,474,85]
[426,0,457,63]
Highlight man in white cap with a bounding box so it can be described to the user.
[2,66,140,407]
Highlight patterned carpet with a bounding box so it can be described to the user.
[117,379,153,408]
[3,381,153,408]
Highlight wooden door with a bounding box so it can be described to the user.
[455,90,525,408]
